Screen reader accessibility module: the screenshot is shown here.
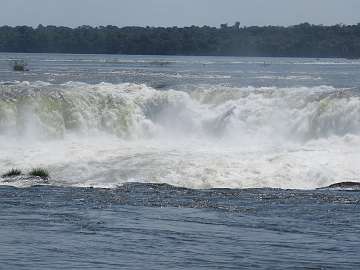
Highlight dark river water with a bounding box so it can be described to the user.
[0,185,359,269]
[1,53,360,269]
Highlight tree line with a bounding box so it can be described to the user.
[0,23,360,58]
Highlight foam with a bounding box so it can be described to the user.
[1,82,360,189]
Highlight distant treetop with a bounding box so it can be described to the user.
[0,22,359,58]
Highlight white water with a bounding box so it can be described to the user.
[1,81,360,189]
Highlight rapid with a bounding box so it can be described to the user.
[1,79,360,189]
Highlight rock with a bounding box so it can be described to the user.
[1,175,49,187]
[319,182,360,190]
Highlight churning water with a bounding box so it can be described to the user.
[0,53,360,269]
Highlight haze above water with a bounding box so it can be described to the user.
[1,53,360,189]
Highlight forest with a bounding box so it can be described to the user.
[0,22,360,58]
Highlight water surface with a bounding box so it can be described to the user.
[1,53,360,269]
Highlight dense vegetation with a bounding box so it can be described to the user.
[1,169,22,178]
[29,168,50,179]
[0,23,360,58]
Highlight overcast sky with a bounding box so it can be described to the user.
[1,0,360,28]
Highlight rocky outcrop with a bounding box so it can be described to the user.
[1,175,49,187]
[320,182,360,190]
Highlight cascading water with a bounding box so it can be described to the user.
[1,81,360,189]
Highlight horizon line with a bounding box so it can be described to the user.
[1,21,359,29]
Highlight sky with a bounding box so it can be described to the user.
[1,0,360,28]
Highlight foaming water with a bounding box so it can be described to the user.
[1,81,360,189]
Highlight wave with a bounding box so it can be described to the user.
[254,75,322,80]
[40,58,179,65]
[1,82,360,189]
